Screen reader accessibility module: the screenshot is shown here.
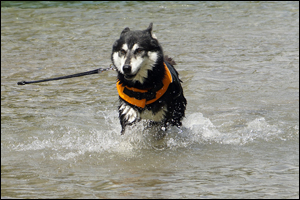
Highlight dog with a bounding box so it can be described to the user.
[111,23,187,135]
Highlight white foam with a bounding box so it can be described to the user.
[183,113,285,145]
[10,111,287,160]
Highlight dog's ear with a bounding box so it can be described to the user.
[146,23,153,32]
[146,22,157,39]
[121,27,130,36]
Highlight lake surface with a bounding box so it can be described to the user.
[1,1,299,198]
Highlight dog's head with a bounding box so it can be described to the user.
[111,23,163,84]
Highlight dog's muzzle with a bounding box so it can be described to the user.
[123,64,131,74]
[123,64,136,79]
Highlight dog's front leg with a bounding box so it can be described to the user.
[119,102,140,134]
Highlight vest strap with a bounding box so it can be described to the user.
[116,62,173,108]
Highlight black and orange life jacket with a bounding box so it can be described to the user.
[116,62,174,108]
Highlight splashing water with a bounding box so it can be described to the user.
[10,111,291,161]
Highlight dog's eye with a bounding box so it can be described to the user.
[120,49,126,55]
[135,48,143,54]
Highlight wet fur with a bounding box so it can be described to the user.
[111,23,187,134]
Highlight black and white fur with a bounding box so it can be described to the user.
[111,23,187,134]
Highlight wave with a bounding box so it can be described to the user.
[11,112,297,160]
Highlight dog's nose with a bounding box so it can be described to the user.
[123,65,131,74]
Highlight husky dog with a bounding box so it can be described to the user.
[111,23,187,134]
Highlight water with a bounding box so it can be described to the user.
[1,1,299,198]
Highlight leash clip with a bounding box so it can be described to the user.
[110,64,117,71]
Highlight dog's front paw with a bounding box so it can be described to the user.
[119,102,140,122]
[119,103,140,135]
[124,106,139,123]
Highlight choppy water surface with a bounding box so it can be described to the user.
[1,1,299,198]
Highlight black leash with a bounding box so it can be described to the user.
[17,65,115,85]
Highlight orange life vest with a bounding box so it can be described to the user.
[116,62,173,108]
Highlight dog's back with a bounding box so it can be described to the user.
[161,55,187,127]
